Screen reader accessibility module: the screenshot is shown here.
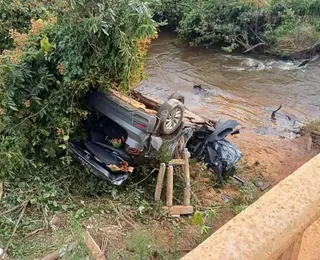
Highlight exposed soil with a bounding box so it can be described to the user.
[19,130,319,259]
[76,130,319,258]
[230,128,319,184]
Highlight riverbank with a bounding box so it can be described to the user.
[10,126,318,259]
[137,31,320,138]
[1,1,320,258]
[153,0,320,59]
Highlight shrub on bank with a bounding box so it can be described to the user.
[0,0,156,211]
[153,0,320,56]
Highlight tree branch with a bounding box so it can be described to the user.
[243,42,266,53]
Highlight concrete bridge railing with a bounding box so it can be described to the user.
[182,153,320,260]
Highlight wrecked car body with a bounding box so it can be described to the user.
[70,90,242,185]
[187,120,243,184]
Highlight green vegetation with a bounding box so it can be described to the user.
[1,0,318,257]
[154,0,320,57]
[109,230,171,260]
[191,209,218,234]
[232,182,258,215]
[0,0,156,254]
[304,120,320,133]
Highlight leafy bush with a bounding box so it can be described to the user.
[265,21,320,56]
[151,0,195,28]
[0,0,156,209]
[153,0,320,55]
[0,0,68,51]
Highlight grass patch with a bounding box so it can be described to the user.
[233,204,248,215]
[266,21,320,57]
[11,217,89,260]
[12,228,73,259]
[107,229,177,260]
[232,182,258,216]
[304,120,320,133]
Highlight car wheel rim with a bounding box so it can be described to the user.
[165,108,182,130]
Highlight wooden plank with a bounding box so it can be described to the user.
[166,163,174,207]
[163,206,194,216]
[110,89,146,110]
[145,108,157,115]
[155,163,166,202]
[183,149,191,206]
[85,231,107,260]
[131,90,160,110]
[184,110,205,123]
[171,159,185,165]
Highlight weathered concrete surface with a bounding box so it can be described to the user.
[298,218,320,260]
[182,153,320,260]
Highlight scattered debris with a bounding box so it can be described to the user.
[271,104,282,123]
[50,214,68,231]
[254,180,264,188]
[0,199,29,259]
[111,202,137,230]
[260,181,273,191]
[221,194,231,203]
[298,59,310,67]
[23,227,45,239]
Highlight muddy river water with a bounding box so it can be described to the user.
[136,32,320,138]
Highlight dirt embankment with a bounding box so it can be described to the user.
[86,130,319,257]
[231,129,319,184]
[19,130,320,259]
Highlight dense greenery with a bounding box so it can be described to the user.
[0,0,319,256]
[0,0,156,248]
[154,0,320,56]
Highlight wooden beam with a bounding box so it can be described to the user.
[155,163,166,202]
[163,206,194,216]
[166,163,174,207]
[131,90,160,110]
[171,159,185,165]
[183,149,191,206]
[85,231,107,260]
[110,89,146,111]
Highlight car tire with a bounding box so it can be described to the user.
[157,99,185,135]
[168,92,185,104]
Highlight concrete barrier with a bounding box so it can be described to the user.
[182,153,320,260]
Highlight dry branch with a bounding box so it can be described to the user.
[0,201,28,259]
[244,42,266,53]
[110,202,137,229]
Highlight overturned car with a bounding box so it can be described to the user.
[70,90,243,185]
